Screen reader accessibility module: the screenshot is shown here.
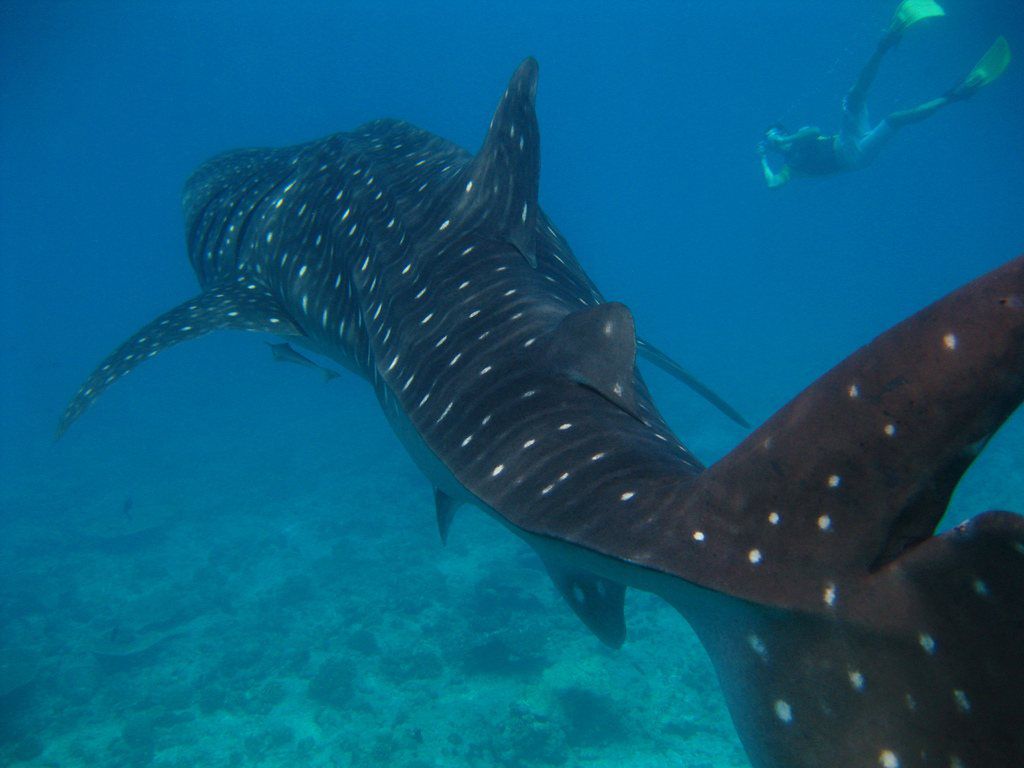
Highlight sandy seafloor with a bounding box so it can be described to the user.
[2,1,1024,766]
[1,346,1021,768]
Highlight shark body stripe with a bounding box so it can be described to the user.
[59,59,1024,768]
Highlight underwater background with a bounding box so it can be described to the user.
[1,1,1022,766]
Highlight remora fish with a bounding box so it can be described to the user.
[58,59,1024,768]
[266,340,340,381]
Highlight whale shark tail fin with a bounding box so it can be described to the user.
[57,276,299,438]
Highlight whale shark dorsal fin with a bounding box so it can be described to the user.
[434,488,458,545]
[57,276,300,438]
[540,555,627,649]
[545,302,643,421]
[450,58,540,267]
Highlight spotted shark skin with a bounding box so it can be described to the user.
[59,59,1024,768]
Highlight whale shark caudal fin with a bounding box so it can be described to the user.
[57,275,298,438]
[666,256,1024,768]
[440,57,540,267]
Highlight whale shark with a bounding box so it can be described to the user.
[59,59,1023,768]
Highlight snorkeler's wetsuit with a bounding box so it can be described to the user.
[784,134,845,176]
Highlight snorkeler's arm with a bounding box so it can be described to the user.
[786,126,821,144]
[760,153,792,189]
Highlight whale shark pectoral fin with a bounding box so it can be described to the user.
[636,337,751,428]
[434,488,458,545]
[545,302,644,422]
[540,555,627,649]
[449,58,539,267]
[57,275,300,438]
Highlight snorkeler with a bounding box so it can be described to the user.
[759,0,1011,188]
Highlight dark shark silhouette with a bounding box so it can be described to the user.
[59,59,1023,768]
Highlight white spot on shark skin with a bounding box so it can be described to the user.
[879,750,900,768]
[817,514,832,531]
[768,511,781,525]
[437,401,453,423]
[465,179,474,193]
[848,384,860,398]
[919,632,936,655]
[491,464,505,477]
[461,435,473,447]
[943,333,958,351]
[341,207,351,221]
[439,219,450,231]
[773,700,793,724]
[972,578,989,596]
[823,582,837,607]
[420,312,434,325]
[692,531,706,542]
[590,452,606,461]
[558,423,572,431]
[748,549,763,564]
[953,689,971,712]
[479,365,492,376]
[747,634,768,661]
[620,491,636,501]
[523,438,536,448]
[848,670,865,691]
[827,474,841,488]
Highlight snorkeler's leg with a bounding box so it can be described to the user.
[846,43,888,112]
[886,97,951,128]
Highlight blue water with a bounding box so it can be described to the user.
[1,1,1022,766]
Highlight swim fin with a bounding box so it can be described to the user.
[951,37,1011,100]
[888,0,945,37]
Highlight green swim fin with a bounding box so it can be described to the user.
[889,0,945,36]
[953,36,1012,99]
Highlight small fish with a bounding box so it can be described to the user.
[265,341,339,381]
